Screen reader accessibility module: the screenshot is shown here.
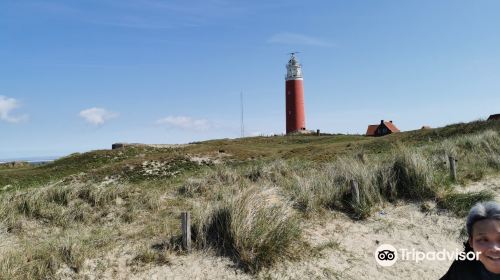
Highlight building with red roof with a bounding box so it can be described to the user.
[366,120,400,136]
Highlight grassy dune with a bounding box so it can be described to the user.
[1,120,500,278]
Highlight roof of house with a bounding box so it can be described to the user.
[366,120,401,136]
[366,125,379,136]
[383,121,400,132]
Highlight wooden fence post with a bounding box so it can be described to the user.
[357,153,367,164]
[351,180,360,205]
[181,212,191,252]
[448,156,457,182]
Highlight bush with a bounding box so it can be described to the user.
[193,187,302,272]
[376,164,398,202]
[130,245,171,266]
[437,190,495,216]
[209,166,240,185]
[178,178,207,197]
[0,238,87,279]
[327,158,381,219]
[286,175,322,214]
[0,244,59,280]
[279,158,382,219]
[58,238,85,273]
[391,148,435,200]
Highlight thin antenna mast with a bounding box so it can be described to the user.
[240,91,245,138]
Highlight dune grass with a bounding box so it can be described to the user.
[0,228,114,280]
[192,186,303,272]
[0,120,499,277]
[390,147,435,200]
[437,190,496,216]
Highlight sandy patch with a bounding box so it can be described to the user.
[276,203,464,280]
[132,252,252,280]
[67,201,466,280]
[70,246,251,280]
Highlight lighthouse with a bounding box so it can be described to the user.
[285,53,306,134]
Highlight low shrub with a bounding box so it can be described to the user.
[437,190,495,216]
[328,158,381,219]
[391,148,435,200]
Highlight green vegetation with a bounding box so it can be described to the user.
[0,119,500,278]
[437,190,496,216]
[390,147,435,200]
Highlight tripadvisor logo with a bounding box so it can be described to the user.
[374,244,481,267]
[375,244,398,267]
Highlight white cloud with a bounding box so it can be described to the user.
[156,116,211,131]
[0,95,28,123]
[268,32,334,47]
[79,107,118,125]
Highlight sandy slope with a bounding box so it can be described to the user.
[70,201,465,280]
[283,203,464,280]
[6,176,500,280]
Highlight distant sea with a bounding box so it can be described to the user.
[0,156,60,164]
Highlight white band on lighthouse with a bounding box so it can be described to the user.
[286,54,303,81]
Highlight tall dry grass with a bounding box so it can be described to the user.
[430,130,500,182]
[0,228,113,279]
[0,182,162,279]
[192,186,302,272]
[437,190,495,216]
[390,147,435,200]
[0,182,161,229]
[242,140,494,219]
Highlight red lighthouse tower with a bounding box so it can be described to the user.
[285,53,306,134]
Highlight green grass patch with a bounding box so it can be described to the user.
[437,190,495,216]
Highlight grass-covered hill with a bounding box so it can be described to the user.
[2,119,499,189]
[1,119,500,279]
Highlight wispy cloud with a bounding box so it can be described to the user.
[268,32,334,47]
[79,107,118,125]
[156,116,211,131]
[0,96,28,123]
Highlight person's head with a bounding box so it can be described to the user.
[467,201,500,274]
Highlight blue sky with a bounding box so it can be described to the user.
[1,0,500,159]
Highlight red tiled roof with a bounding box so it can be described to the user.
[366,121,401,136]
[366,125,379,136]
[383,121,400,132]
